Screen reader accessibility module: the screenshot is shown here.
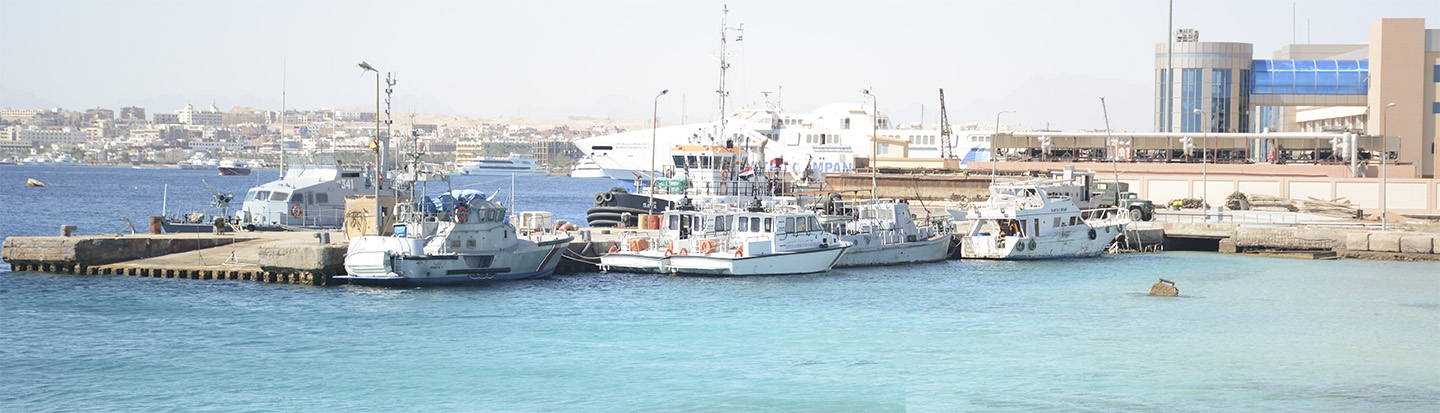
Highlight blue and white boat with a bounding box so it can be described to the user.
[340,190,573,286]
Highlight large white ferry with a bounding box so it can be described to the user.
[457,154,545,176]
[576,102,995,183]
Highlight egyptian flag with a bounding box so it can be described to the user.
[738,166,755,178]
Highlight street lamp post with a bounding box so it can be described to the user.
[993,110,1014,183]
[1192,108,1211,218]
[358,60,383,235]
[1381,102,1396,231]
[862,89,878,199]
[648,89,668,215]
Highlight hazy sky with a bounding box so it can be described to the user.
[1,0,1436,131]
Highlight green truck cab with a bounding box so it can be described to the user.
[1092,181,1155,221]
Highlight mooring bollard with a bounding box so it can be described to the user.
[61,225,77,237]
[148,216,163,234]
[1149,278,1179,296]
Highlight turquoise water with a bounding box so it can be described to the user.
[2,167,1439,410]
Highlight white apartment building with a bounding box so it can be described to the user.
[6,126,87,145]
[176,103,223,126]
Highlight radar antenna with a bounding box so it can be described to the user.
[939,88,955,159]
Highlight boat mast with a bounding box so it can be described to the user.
[279,62,287,179]
[712,5,742,145]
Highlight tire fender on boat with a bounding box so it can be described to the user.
[1028,239,1036,251]
[1088,228,1097,240]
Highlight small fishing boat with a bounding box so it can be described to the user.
[957,180,1128,259]
[340,189,574,286]
[601,199,849,276]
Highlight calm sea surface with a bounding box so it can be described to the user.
[2,166,1438,411]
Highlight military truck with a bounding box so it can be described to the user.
[1091,180,1155,221]
[1043,167,1156,221]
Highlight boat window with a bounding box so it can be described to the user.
[685,156,698,168]
[669,215,679,230]
[306,192,314,205]
[861,208,875,220]
[699,156,711,169]
[1054,217,1063,227]
[808,216,820,232]
[270,191,288,201]
[289,193,302,203]
[715,216,726,232]
[785,217,795,234]
[316,193,328,204]
[246,189,257,201]
[738,216,749,232]
[764,218,773,232]
[672,155,685,166]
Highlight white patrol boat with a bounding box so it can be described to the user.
[818,198,952,267]
[957,180,1129,259]
[601,199,849,276]
[235,154,375,231]
[340,189,573,286]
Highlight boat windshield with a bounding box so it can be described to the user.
[254,191,270,201]
[269,192,289,201]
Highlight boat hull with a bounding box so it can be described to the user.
[458,169,546,176]
[834,233,951,268]
[602,245,848,276]
[218,167,251,176]
[339,235,571,285]
[959,222,1125,259]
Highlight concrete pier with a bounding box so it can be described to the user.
[3,231,347,285]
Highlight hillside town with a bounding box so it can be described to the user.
[0,104,652,171]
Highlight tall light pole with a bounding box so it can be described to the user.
[1381,102,1396,231]
[862,89,877,199]
[1193,108,1211,218]
[358,60,383,235]
[648,89,668,214]
[992,109,1014,183]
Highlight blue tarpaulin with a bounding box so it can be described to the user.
[426,189,489,212]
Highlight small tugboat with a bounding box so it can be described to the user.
[957,180,1129,259]
[601,198,849,276]
[339,189,574,286]
[819,197,951,267]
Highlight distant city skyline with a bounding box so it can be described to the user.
[1,0,1436,131]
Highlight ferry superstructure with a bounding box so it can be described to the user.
[575,103,994,183]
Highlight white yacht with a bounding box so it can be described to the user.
[820,198,951,267]
[178,152,218,170]
[957,180,1129,259]
[340,189,573,286]
[457,154,545,176]
[586,143,810,227]
[569,157,607,178]
[601,202,849,276]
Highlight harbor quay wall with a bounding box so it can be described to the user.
[2,235,246,268]
[2,233,346,286]
[831,166,1440,215]
[1158,223,1440,260]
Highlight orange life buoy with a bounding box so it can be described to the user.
[678,248,688,256]
[290,204,304,218]
[734,245,744,257]
[455,205,469,223]
[608,245,619,253]
[665,243,674,255]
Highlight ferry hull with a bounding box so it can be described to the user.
[834,234,951,268]
[459,169,547,177]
